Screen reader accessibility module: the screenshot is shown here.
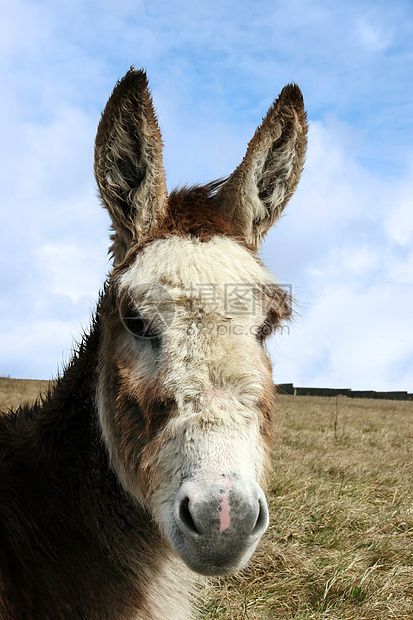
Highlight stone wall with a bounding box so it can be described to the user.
[276,384,413,401]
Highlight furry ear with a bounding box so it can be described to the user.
[216,84,308,250]
[94,69,168,263]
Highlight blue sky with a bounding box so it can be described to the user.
[0,0,412,390]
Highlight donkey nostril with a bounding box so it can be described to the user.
[179,497,200,535]
[251,498,268,536]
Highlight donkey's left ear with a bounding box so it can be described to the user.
[94,69,168,263]
[216,84,308,250]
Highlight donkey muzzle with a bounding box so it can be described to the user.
[171,475,269,575]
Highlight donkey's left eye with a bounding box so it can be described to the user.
[256,319,274,343]
[121,316,160,341]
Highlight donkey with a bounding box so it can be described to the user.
[0,69,307,619]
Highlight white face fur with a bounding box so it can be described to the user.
[118,234,277,419]
[98,233,280,573]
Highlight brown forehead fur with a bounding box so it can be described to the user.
[161,183,239,241]
[113,182,255,274]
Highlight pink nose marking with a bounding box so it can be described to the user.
[219,479,233,533]
[203,387,229,410]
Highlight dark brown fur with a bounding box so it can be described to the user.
[0,312,167,619]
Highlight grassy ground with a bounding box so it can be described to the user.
[198,395,413,619]
[0,376,50,410]
[1,379,412,618]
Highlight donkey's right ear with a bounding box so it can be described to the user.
[94,69,168,263]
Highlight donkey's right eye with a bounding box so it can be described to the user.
[121,315,160,341]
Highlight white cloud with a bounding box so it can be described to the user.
[37,242,108,305]
[385,164,413,246]
[271,279,413,391]
[267,118,413,391]
[0,39,109,378]
[0,319,86,380]
[355,18,393,53]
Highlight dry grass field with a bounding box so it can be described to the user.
[1,379,412,619]
[198,395,413,619]
[0,376,51,411]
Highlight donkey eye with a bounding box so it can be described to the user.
[256,319,274,343]
[121,315,160,341]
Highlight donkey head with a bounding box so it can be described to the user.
[95,69,307,576]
